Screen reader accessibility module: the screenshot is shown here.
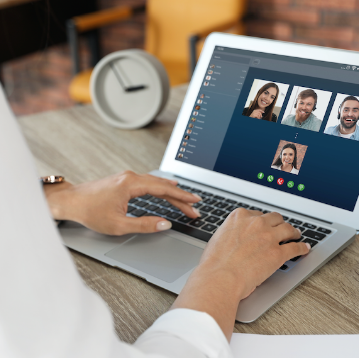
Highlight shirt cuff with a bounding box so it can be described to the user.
[135,308,233,358]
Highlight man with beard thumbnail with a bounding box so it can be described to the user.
[282,89,322,132]
[325,96,359,140]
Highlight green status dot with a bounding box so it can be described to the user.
[298,184,305,191]
[287,181,294,188]
[257,172,264,179]
[267,175,274,182]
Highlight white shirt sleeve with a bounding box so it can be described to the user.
[0,86,233,358]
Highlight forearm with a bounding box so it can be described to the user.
[171,264,245,341]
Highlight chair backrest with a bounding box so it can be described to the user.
[145,0,246,63]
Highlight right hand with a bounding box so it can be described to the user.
[249,109,265,119]
[198,209,310,300]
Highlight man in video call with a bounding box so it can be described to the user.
[282,89,322,132]
[324,95,359,140]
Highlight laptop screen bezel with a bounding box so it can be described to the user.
[160,33,359,229]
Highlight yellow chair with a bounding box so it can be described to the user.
[67,0,247,103]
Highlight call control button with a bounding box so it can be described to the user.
[277,178,284,185]
[267,175,274,182]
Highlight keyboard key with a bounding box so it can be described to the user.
[226,205,237,212]
[317,227,332,234]
[282,215,289,221]
[222,212,230,219]
[191,189,202,193]
[215,202,228,209]
[169,205,180,212]
[178,216,192,223]
[129,198,138,204]
[139,194,152,200]
[279,264,288,270]
[214,195,225,200]
[290,256,301,262]
[202,191,213,197]
[127,205,136,213]
[189,219,205,228]
[205,216,220,224]
[302,238,318,248]
[237,203,249,208]
[199,212,209,220]
[150,197,163,204]
[250,206,262,211]
[201,205,214,213]
[166,212,181,219]
[192,202,203,209]
[161,201,172,208]
[303,229,326,241]
[262,210,271,214]
[212,209,226,217]
[131,209,147,217]
[293,225,305,232]
[225,199,237,204]
[202,224,217,232]
[178,184,190,189]
[136,201,148,208]
[204,198,217,205]
[217,220,224,226]
[168,220,212,242]
[289,218,303,225]
[303,223,317,230]
[147,204,159,211]
[143,212,160,217]
[156,208,170,216]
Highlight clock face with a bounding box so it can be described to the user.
[91,50,169,129]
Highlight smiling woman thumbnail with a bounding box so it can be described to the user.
[242,82,279,122]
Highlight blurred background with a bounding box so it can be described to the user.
[1,0,358,116]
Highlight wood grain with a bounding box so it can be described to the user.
[18,84,359,342]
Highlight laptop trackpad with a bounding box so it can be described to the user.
[105,232,203,283]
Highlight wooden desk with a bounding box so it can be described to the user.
[18,85,359,342]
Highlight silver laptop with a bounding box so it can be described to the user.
[60,33,358,323]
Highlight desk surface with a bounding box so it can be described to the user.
[18,85,359,342]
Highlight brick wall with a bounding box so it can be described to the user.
[246,0,359,51]
[3,0,359,115]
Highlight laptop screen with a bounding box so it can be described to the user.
[176,46,359,212]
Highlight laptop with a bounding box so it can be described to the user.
[60,33,358,323]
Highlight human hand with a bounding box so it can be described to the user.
[249,109,264,119]
[199,209,310,300]
[44,171,201,235]
[172,209,310,340]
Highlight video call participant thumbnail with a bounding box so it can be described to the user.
[242,82,279,122]
[281,89,321,132]
[271,143,300,175]
[325,95,359,140]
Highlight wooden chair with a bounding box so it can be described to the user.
[67,0,247,103]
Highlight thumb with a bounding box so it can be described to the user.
[119,216,172,235]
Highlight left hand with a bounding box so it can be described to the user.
[43,171,201,235]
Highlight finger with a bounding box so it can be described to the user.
[280,241,311,262]
[262,212,285,227]
[163,196,200,218]
[118,216,172,235]
[273,222,302,243]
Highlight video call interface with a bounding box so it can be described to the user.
[176,46,359,212]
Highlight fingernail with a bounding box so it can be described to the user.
[156,221,172,231]
[192,207,201,217]
[305,243,311,250]
[192,194,202,201]
[296,228,302,235]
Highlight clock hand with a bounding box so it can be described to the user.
[109,62,147,92]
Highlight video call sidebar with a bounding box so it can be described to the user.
[176,53,250,169]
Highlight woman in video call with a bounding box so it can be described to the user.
[271,143,299,174]
[243,82,279,122]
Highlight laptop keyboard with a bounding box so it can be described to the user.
[127,184,332,269]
